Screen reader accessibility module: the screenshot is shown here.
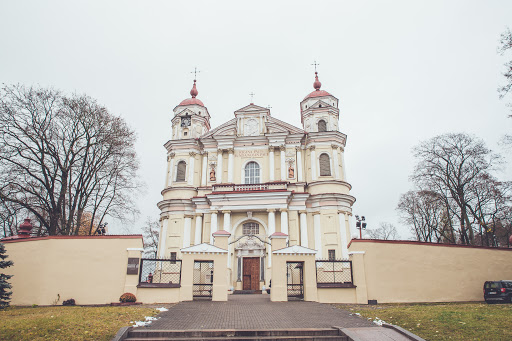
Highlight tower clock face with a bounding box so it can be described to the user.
[181,117,191,127]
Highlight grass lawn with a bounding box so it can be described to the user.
[339,302,512,340]
[0,305,160,341]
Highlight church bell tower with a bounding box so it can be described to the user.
[171,79,211,139]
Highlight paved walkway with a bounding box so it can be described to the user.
[148,294,376,330]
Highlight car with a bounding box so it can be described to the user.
[484,280,512,304]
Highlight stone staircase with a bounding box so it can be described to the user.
[122,328,349,340]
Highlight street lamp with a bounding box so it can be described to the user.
[355,215,367,239]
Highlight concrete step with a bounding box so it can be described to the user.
[125,336,348,341]
[127,328,342,339]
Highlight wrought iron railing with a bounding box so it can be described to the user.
[315,259,354,288]
[193,260,214,298]
[138,258,182,287]
[287,261,304,299]
[212,181,288,192]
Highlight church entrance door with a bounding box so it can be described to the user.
[243,257,260,291]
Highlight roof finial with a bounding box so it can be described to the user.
[190,79,198,98]
[311,61,321,91]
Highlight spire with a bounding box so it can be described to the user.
[313,72,322,91]
[190,79,198,98]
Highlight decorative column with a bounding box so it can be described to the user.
[280,145,286,181]
[269,146,275,181]
[183,215,193,248]
[217,149,223,183]
[188,152,196,186]
[194,213,203,245]
[168,153,175,185]
[313,212,322,259]
[222,210,231,231]
[280,208,289,236]
[338,211,349,259]
[237,255,242,282]
[299,210,308,247]
[310,146,317,181]
[296,147,303,182]
[227,148,234,183]
[332,145,340,179]
[341,147,346,181]
[210,210,218,244]
[201,152,208,186]
[267,209,276,235]
[158,217,168,258]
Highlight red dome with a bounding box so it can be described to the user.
[179,98,205,106]
[303,89,332,100]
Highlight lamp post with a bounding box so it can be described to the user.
[355,215,367,239]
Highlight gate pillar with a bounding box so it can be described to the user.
[180,243,229,301]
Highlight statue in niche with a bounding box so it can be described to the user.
[210,166,216,181]
[288,164,294,178]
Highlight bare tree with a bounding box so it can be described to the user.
[142,217,160,258]
[498,27,512,109]
[367,222,399,240]
[0,85,140,236]
[411,133,499,245]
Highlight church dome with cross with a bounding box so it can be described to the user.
[158,66,355,293]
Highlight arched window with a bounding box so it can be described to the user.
[319,153,331,176]
[318,120,327,132]
[243,222,259,235]
[176,161,187,182]
[244,161,260,184]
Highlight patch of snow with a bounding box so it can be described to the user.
[373,317,387,326]
[156,307,168,312]
[132,315,160,327]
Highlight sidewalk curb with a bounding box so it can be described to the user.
[111,326,131,341]
[382,323,426,341]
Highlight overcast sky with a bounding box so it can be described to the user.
[1,1,512,238]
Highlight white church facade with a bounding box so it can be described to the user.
[157,73,355,292]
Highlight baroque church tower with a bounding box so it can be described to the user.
[158,72,355,291]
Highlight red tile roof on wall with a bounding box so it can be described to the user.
[348,238,512,251]
[1,234,143,243]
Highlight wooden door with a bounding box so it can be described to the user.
[243,257,260,290]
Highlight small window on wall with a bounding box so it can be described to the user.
[318,120,327,132]
[319,153,331,176]
[170,252,177,264]
[328,249,336,261]
[176,161,187,182]
[243,222,259,235]
[244,161,260,184]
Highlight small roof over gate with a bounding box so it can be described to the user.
[181,243,228,254]
[273,245,317,255]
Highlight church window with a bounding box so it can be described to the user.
[176,161,187,182]
[184,131,188,136]
[318,120,327,132]
[319,153,331,176]
[328,249,336,260]
[243,222,259,235]
[244,161,260,184]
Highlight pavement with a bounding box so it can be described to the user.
[144,294,425,340]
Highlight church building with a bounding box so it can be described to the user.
[157,72,355,292]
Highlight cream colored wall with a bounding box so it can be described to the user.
[270,254,317,302]
[349,240,512,303]
[180,252,228,302]
[137,287,181,304]
[4,237,143,306]
[317,288,357,304]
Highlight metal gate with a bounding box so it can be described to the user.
[286,261,304,299]
[193,260,214,298]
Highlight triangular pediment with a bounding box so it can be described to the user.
[174,108,196,118]
[235,104,270,114]
[201,118,237,138]
[181,243,228,253]
[310,99,333,109]
[266,117,305,134]
[273,245,317,255]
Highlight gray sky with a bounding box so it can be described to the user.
[1,1,512,238]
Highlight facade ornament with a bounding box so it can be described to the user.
[228,148,234,154]
[218,148,224,154]
[169,152,176,159]
[309,145,315,151]
[189,151,196,157]
[247,211,253,218]
[268,146,274,152]
[279,145,286,151]
[286,158,295,179]
[209,164,216,181]
[208,153,217,161]
[331,144,339,150]
[285,150,295,157]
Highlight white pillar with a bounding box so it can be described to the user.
[183,215,192,248]
[313,213,322,259]
[217,149,223,183]
[299,211,308,248]
[223,210,231,231]
[168,153,175,185]
[341,148,346,181]
[158,218,168,258]
[296,147,303,182]
[188,152,195,186]
[269,146,275,181]
[310,146,317,181]
[201,152,208,186]
[228,243,232,269]
[280,209,288,236]
[280,145,286,181]
[267,209,276,235]
[227,148,234,183]
[210,211,218,244]
[338,211,349,259]
[194,214,203,245]
[332,145,339,180]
